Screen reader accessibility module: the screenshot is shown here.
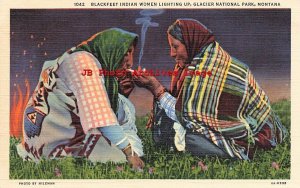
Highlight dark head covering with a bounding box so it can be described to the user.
[167,19,215,96]
[72,28,138,112]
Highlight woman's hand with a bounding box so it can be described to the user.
[132,74,156,88]
[132,74,166,99]
[122,144,145,170]
[127,154,145,170]
[118,77,135,97]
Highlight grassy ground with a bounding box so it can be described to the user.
[10,99,290,179]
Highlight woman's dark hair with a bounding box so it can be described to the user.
[132,36,138,48]
[167,23,184,44]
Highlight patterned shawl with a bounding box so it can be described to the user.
[177,41,287,158]
[170,19,286,158]
[71,28,138,112]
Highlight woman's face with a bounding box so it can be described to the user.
[167,34,188,65]
[118,45,135,71]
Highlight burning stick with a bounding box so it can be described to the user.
[127,69,134,73]
[127,66,146,74]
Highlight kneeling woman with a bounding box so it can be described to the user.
[133,19,287,160]
[17,28,144,169]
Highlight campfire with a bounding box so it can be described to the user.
[10,79,30,138]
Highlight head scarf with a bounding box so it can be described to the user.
[71,28,138,113]
[167,19,215,96]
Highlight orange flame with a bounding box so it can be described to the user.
[10,79,30,138]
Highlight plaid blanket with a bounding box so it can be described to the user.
[176,41,287,159]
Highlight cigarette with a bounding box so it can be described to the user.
[126,68,146,72]
[127,69,134,73]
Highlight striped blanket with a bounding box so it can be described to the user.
[176,41,287,159]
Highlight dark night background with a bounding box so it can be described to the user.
[10,9,291,116]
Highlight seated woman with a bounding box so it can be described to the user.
[17,28,144,169]
[133,19,287,160]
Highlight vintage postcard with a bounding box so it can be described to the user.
[0,0,299,187]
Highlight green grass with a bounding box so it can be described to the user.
[10,99,290,179]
